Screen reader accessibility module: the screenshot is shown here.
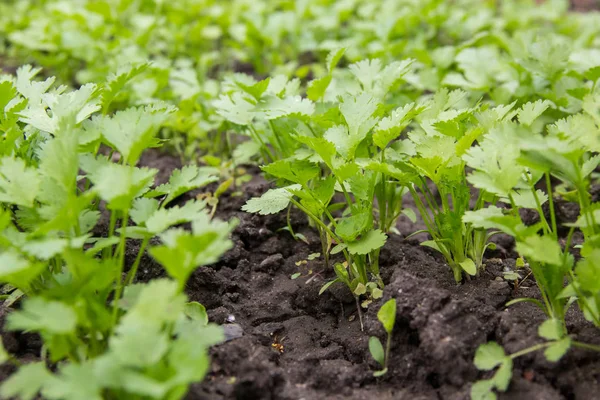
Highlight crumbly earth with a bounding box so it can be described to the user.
[1,149,599,399]
[147,151,600,400]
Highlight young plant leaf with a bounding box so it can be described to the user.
[368,336,385,366]
[377,298,397,334]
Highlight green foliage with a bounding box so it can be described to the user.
[0,70,234,399]
[369,298,397,376]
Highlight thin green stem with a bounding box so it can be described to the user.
[110,208,130,331]
[509,342,552,359]
[573,341,600,352]
[545,173,558,239]
[268,120,286,157]
[124,236,150,286]
[384,332,392,370]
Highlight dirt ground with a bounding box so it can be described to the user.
[137,150,600,400]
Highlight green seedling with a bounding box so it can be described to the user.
[0,69,235,399]
[369,298,397,377]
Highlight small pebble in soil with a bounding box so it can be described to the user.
[223,323,244,341]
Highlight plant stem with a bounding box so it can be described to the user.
[573,341,600,352]
[384,331,392,370]
[355,296,364,331]
[545,173,558,239]
[110,208,130,331]
[124,236,150,286]
[510,342,552,359]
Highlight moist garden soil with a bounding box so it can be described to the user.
[0,150,599,400]
[104,152,600,399]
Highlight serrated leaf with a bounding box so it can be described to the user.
[242,184,301,215]
[0,250,46,290]
[258,95,314,119]
[517,100,553,126]
[493,359,513,392]
[516,235,563,266]
[145,200,207,234]
[42,363,103,400]
[470,379,497,400]
[96,104,174,165]
[538,319,564,340]
[83,159,157,211]
[130,198,160,226]
[0,157,41,207]
[213,92,257,125]
[474,342,506,370]
[7,298,77,334]
[347,229,387,255]
[307,75,332,101]
[262,159,320,185]
[0,362,52,400]
[327,48,347,73]
[544,338,571,362]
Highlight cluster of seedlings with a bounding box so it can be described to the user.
[0,0,599,399]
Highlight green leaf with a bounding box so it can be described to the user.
[470,379,497,400]
[401,208,417,223]
[82,157,157,211]
[145,200,207,234]
[373,103,421,149]
[257,95,314,119]
[377,298,397,334]
[373,368,388,377]
[327,48,347,73]
[150,165,219,206]
[0,337,10,365]
[184,302,208,326]
[0,250,46,291]
[38,130,79,193]
[0,157,41,207]
[459,258,477,276]
[538,319,564,340]
[213,92,257,125]
[318,278,340,295]
[150,216,234,286]
[102,63,149,109]
[369,336,385,366]
[242,184,301,215]
[262,159,320,185]
[544,338,571,362]
[0,362,52,400]
[96,104,175,165]
[307,75,332,101]
[354,283,367,296]
[575,251,600,292]
[517,100,553,126]
[7,298,77,334]
[130,198,160,226]
[336,211,370,242]
[516,235,563,266]
[463,206,524,237]
[493,359,513,392]
[347,229,387,255]
[474,342,507,370]
[42,363,103,400]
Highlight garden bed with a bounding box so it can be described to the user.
[130,153,600,399]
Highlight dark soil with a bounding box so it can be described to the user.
[0,151,599,400]
[122,151,600,400]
